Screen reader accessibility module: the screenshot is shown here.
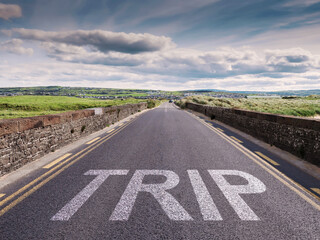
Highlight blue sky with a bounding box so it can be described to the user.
[1,0,320,90]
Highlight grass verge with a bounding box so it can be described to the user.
[0,96,146,119]
[176,95,320,117]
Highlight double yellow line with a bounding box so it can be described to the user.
[187,112,320,210]
[0,117,138,217]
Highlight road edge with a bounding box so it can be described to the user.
[175,103,320,181]
[0,107,152,190]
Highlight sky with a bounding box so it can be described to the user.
[0,0,320,91]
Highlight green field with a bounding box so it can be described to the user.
[0,96,148,119]
[177,95,320,117]
[0,86,152,97]
[85,93,148,97]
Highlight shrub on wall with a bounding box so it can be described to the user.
[147,99,156,108]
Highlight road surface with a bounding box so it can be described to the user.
[0,102,319,239]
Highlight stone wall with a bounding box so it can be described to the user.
[185,102,320,166]
[0,103,147,176]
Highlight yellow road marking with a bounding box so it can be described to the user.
[204,122,320,209]
[107,129,115,133]
[311,188,320,195]
[216,128,224,132]
[86,137,101,145]
[187,112,320,209]
[0,119,134,207]
[255,151,280,166]
[0,121,132,207]
[230,136,243,143]
[118,123,123,126]
[0,194,5,198]
[0,117,139,216]
[43,153,73,169]
[197,116,320,201]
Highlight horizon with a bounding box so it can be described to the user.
[1,85,320,93]
[1,1,320,91]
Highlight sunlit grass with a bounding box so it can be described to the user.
[176,96,320,117]
[0,96,146,119]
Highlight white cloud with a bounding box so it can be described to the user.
[1,55,320,91]
[108,0,219,30]
[39,43,267,78]
[24,38,320,84]
[0,61,183,90]
[234,24,320,53]
[5,28,175,53]
[0,39,33,55]
[265,48,320,73]
[282,0,320,7]
[1,27,320,91]
[0,3,22,20]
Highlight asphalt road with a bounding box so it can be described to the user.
[0,102,320,239]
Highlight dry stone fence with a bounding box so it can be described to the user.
[0,103,147,176]
[185,102,320,166]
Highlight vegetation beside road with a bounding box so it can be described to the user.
[0,86,183,98]
[0,96,147,119]
[176,95,320,117]
[0,86,150,97]
[146,99,163,108]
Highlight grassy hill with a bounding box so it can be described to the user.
[0,96,147,119]
[177,96,320,117]
[0,86,151,97]
[187,89,320,96]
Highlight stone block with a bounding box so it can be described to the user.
[41,115,61,126]
[0,102,147,176]
[0,119,19,136]
[18,118,44,132]
[187,102,320,166]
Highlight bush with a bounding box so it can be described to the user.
[147,99,156,108]
[175,99,187,109]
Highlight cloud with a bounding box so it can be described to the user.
[0,61,182,89]
[131,48,267,79]
[265,48,319,73]
[34,39,320,81]
[282,0,320,7]
[1,60,320,91]
[106,0,219,30]
[0,39,33,55]
[5,28,175,54]
[0,3,22,20]
[40,42,146,66]
[2,26,320,91]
